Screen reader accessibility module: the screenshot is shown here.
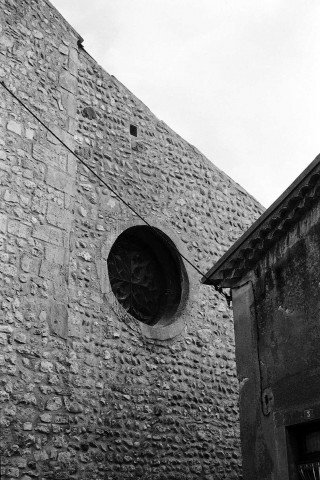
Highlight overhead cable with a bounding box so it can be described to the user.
[0,80,231,304]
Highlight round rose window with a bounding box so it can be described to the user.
[107,226,187,326]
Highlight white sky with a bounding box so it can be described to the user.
[51,0,320,208]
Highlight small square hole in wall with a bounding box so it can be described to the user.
[130,124,137,137]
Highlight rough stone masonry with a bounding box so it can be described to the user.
[0,0,263,479]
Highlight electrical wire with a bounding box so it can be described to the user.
[0,80,231,303]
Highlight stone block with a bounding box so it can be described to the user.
[8,220,30,239]
[59,70,77,94]
[69,47,78,77]
[47,130,60,145]
[67,116,77,135]
[57,129,74,150]
[7,120,22,135]
[68,312,83,338]
[48,124,72,148]
[23,423,33,432]
[69,59,78,77]
[58,44,69,55]
[49,302,68,339]
[33,224,66,246]
[61,90,77,118]
[46,396,62,411]
[69,47,78,64]
[47,203,72,230]
[0,263,17,276]
[4,189,19,203]
[0,160,11,173]
[15,332,26,343]
[6,467,19,477]
[64,193,74,210]
[33,143,53,163]
[40,413,52,422]
[21,255,31,273]
[40,360,53,372]
[53,272,68,301]
[46,166,74,195]
[25,128,34,140]
[0,325,13,333]
[20,254,39,274]
[96,258,109,293]
[57,451,71,463]
[0,213,7,233]
[0,35,14,48]
[33,30,43,39]
[39,260,60,278]
[35,147,66,171]
[67,153,77,177]
[45,245,66,265]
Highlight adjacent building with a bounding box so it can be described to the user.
[203,155,320,480]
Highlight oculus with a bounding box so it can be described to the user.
[107,226,187,326]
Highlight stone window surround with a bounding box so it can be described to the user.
[96,218,196,340]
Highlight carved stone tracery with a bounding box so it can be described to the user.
[107,226,183,326]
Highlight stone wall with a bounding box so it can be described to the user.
[0,1,263,479]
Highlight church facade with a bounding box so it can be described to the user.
[0,1,263,479]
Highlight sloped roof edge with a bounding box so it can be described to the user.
[44,0,84,43]
[202,153,320,287]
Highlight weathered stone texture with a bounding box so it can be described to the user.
[0,0,264,479]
